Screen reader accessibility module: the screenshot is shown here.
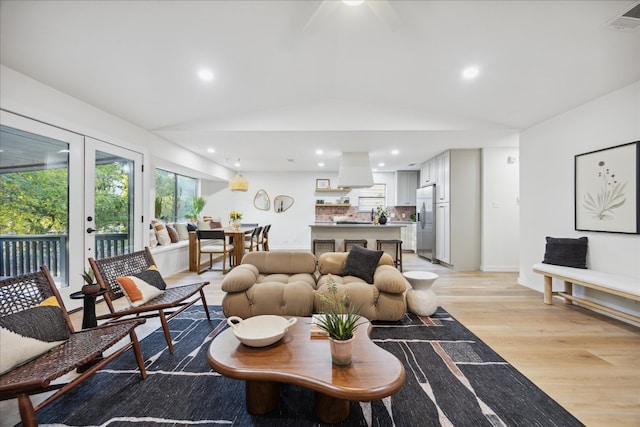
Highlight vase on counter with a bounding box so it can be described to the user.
[378,214,387,225]
[231,219,242,230]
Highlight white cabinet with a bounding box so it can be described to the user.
[432,149,480,270]
[435,203,450,263]
[420,158,436,187]
[435,151,449,203]
[400,223,416,252]
[395,171,418,206]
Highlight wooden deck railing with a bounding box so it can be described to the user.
[0,233,129,278]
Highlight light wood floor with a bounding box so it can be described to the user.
[2,253,638,427]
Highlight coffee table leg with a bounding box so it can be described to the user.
[246,380,279,414]
[314,391,350,423]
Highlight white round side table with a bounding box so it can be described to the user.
[403,271,439,316]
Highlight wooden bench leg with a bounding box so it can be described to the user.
[543,275,553,304]
[563,281,573,305]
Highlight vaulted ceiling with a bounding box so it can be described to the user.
[1,1,638,173]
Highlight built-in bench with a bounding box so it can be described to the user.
[149,240,191,276]
[532,262,640,324]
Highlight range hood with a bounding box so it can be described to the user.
[337,152,374,189]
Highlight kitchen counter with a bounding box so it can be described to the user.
[310,224,403,252]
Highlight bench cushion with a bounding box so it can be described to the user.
[533,263,639,296]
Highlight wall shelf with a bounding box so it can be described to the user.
[316,203,351,207]
[315,188,351,193]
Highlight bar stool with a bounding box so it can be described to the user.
[313,239,336,259]
[376,239,403,271]
[344,239,367,252]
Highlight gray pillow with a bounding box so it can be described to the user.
[542,236,588,269]
[342,245,384,284]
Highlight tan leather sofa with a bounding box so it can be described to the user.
[221,251,408,321]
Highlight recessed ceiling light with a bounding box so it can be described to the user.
[234,160,241,167]
[207,148,215,153]
[198,68,214,82]
[378,162,385,167]
[462,66,479,80]
[316,149,323,155]
[391,149,399,155]
[343,0,365,6]
[318,162,325,167]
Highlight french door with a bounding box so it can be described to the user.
[0,111,143,308]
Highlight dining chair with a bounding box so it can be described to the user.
[259,224,271,251]
[244,226,262,253]
[196,229,235,274]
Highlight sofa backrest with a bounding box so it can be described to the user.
[241,251,317,274]
[317,251,394,275]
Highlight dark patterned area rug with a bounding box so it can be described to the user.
[30,306,584,426]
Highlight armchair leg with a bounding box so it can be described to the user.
[17,394,37,427]
[200,289,211,320]
[130,330,148,379]
[159,310,174,353]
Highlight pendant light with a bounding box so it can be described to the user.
[229,158,249,192]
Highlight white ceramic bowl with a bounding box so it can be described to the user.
[227,315,297,347]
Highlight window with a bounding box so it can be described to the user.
[358,184,386,212]
[154,169,197,222]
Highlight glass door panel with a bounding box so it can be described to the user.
[0,111,84,303]
[84,137,142,262]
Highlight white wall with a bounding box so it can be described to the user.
[203,171,398,250]
[481,146,520,271]
[519,81,640,318]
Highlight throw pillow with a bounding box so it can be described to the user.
[174,223,190,240]
[209,220,223,229]
[116,267,166,307]
[342,245,384,284]
[166,224,180,243]
[187,223,197,232]
[0,300,70,375]
[148,227,158,248]
[154,222,171,245]
[542,236,588,269]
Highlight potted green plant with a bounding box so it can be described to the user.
[315,275,365,365]
[375,206,390,225]
[187,196,206,221]
[81,269,100,294]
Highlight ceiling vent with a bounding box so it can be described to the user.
[607,1,640,31]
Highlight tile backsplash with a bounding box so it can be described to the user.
[315,205,416,222]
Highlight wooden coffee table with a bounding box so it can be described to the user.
[207,316,406,423]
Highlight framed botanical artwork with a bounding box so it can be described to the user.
[316,179,330,189]
[575,141,639,234]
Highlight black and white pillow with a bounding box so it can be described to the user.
[0,297,70,374]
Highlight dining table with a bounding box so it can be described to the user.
[222,226,256,267]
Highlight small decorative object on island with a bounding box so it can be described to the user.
[229,210,243,230]
[315,275,365,365]
[376,206,389,225]
[80,269,100,294]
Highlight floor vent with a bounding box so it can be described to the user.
[607,1,640,31]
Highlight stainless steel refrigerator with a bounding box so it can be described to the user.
[416,185,436,262]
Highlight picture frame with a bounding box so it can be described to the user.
[574,141,639,234]
[316,179,330,189]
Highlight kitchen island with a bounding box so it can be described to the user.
[310,223,404,252]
